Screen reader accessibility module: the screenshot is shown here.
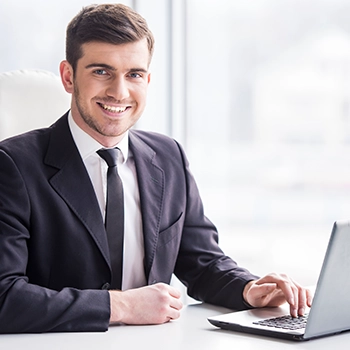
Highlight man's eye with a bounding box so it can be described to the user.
[94,69,107,75]
[129,72,141,78]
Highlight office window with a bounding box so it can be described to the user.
[183,0,350,284]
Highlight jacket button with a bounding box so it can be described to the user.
[101,282,111,290]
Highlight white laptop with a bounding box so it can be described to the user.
[208,220,350,341]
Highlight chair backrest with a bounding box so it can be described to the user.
[0,69,71,140]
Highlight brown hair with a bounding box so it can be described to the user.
[66,3,155,71]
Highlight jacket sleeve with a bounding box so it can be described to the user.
[172,141,259,310]
[0,149,110,333]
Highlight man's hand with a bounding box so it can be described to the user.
[109,283,183,325]
[243,273,313,317]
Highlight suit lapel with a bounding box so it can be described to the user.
[43,119,165,280]
[44,115,110,266]
[129,131,165,279]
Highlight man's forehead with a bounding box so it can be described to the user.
[81,39,149,55]
[79,40,150,68]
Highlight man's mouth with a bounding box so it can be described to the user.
[98,103,128,113]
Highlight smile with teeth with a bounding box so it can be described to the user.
[99,103,128,113]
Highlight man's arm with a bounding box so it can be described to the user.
[169,140,312,314]
[0,280,110,333]
[0,148,110,333]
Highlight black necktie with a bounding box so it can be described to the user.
[97,148,124,290]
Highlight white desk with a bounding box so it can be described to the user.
[1,303,350,349]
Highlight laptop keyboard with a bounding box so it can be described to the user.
[253,314,308,330]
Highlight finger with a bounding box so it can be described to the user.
[290,279,313,317]
[298,286,313,314]
[255,283,278,295]
[306,288,313,307]
[257,273,301,314]
[295,283,307,316]
[245,283,279,307]
[287,282,299,317]
[250,283,278,301]
[270,274,297,305]
[170,297,183,311]
[167,300,182,320]
[167,307,181,321]
[168,285,182,299]
[254,274,282,285]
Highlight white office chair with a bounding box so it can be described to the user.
[0,69,71,140]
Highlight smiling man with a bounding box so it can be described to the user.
[62,40,151,147]
[0,4,312,333]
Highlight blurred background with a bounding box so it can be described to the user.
[2,0,350,288]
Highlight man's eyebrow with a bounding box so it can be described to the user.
[129,68,149,73]
[85,63,148,73]
[85,63,116,70]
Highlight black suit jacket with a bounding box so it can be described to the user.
[0,113,257,333]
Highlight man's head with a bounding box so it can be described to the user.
[66,3,155,72]
[60,4,154,147]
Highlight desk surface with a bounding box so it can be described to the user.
[1,302,350,349]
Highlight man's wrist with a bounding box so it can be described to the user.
[109,290,125,324]
[242,280,255,308]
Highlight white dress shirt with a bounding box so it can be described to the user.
[68,112,146,290]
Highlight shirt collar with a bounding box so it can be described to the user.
[68,111,129,163]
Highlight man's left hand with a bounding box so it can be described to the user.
[243,273,313,317]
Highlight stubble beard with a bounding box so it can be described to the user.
[73,85,123,138]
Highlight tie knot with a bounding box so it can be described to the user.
[97,148,120,167]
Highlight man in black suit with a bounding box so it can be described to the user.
[0,4,312,333]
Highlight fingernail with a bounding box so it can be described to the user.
[299,307,305,316]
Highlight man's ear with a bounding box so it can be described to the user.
[59,60,74,94]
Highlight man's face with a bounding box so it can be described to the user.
[60,39,151,147]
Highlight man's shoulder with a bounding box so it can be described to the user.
[0,116,65,158]
[0,128,49,152]
[130,129,180,151]
[129,130,188,168]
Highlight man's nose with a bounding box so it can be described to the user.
[105,77,129,100]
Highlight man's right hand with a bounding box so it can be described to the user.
[109,283,183,325]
